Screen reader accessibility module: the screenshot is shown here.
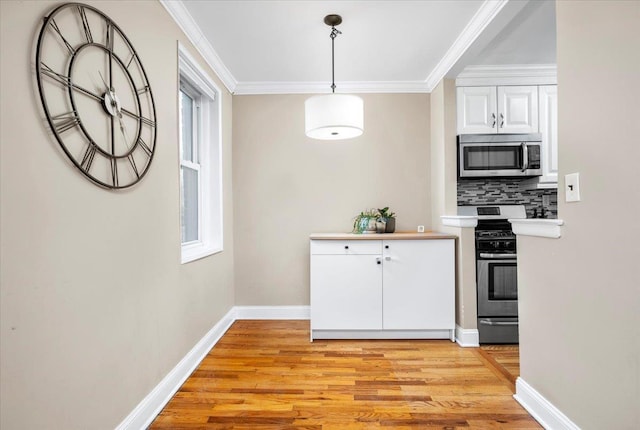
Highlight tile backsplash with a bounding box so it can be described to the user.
[458,178,558,219]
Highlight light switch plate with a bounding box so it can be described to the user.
[565,172,581,202]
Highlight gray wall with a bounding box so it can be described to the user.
[517,1,640,428]
[0,1,235,429]
[232,94,431,305]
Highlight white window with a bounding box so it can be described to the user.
[178,44,222,263]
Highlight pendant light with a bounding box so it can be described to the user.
[305,14,364,140]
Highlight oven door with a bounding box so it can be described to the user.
[477,257,518,316]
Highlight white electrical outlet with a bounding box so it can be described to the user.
[565,173,581,202]
[417,225,425,233]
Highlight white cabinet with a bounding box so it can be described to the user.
[456,87,497,134]
[498,86,539,134]
[538,85,558,184]
[457,86,539,134]
[310,238,455,340]
[310,240,382,330]
[521,84,558,189]
[382,240,454,330]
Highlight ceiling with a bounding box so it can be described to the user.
[162,0,556,94]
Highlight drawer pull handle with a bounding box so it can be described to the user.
[344,245,349,250]
[479,319,518,326]
[376,258,381,265]
[385,245,389,249]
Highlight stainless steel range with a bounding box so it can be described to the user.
[458,205,526,344]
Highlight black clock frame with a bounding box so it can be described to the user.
[35,2,157,189]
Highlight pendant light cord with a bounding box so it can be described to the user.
[330,26,341,93]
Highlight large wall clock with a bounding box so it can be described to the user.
[35,2,157,189]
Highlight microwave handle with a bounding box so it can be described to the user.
[521,142,529,171]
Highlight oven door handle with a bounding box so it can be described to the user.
[479,253,516,259]
[479,319,518,326]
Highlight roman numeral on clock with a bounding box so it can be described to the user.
[127,154,140,178]
[51,111,80,134]
[48,18,75,55]
[80,144,97,172]
[77,6,93,43]
[110,158,119,187]
[136,138,153,157]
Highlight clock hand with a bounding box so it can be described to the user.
[98,70,121,156]
[97,70,124,124]
[116,111,131,149]
[98,70,111,92]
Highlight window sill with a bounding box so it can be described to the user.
[181,244,223,264]
[508,219,564,239]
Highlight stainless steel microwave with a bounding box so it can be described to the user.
[458,134,542,178]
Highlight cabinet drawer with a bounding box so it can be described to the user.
[310,240,381,255]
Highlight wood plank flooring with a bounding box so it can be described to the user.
[150,320,540,429]
[478,345,520,388]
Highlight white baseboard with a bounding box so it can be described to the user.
[115,308,236,430]
[514,377,581,430]
[234,305,310,320]
[455,325,479,347]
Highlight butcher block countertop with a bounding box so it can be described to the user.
[310,231,457,240]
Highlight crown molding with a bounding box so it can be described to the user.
[233,81,431,95]
[456,64,558,86]
[424,0,509,91]
[159,0,237,93]
[161,0,510,95]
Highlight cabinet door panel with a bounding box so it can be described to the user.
[538,85,558,182]
[382,240,454,330]
[310,254,382,330]
[498,86,539,133]
[457,86,497,134]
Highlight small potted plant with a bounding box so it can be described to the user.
[352,209,379,234]
[377,207,396,233]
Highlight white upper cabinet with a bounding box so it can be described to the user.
[456,86,498,134]
[457,85,539,134]
[497,86,539,134]
[537,85,558,183]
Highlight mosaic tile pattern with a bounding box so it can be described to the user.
[458,178,558,219]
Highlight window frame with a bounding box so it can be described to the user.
[178,44,223,263]
[179,82,201,245]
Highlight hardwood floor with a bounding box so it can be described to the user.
[150,320,540,429]
[478,345,520,388]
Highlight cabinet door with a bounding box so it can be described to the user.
[497,86,539,133]
[538,85,558,183]
[310,254,382,330]
[457,86,497,134]
[382,240,454,330]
